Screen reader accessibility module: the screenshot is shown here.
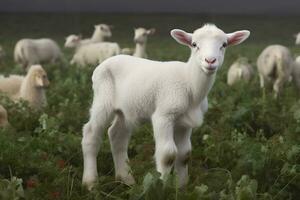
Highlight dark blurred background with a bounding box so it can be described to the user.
[0,0,299,15]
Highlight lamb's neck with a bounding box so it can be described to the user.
[186,58,216,105]
[134,43,147,57]
[90,32,105,43]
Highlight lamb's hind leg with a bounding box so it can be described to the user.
[174,126,192,187]
[82,101,113,190]
[108,112,135,185]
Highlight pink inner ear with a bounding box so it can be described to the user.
[228,32,245,45]
[176,32,191,45]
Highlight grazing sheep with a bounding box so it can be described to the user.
[227,57,253,85]
[133,28,155,58]
[294,33,300,45]
[0,65,49,109]
[82,24,250,189]
[0,105,8,127]
[0,45,5,60]
[14,38,62,70]
[257,45,294,98]
[70,42,121,67]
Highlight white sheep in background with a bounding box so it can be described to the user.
[227,57,253,85]
[65,24,112,47]
[294,33,300,45]
[81,24,250,189]
[0,105,8,127]
[132,27,155,58]
[14,38,62,70]
[0,45,6,60]
[70,42,120,67]
[257,45,294,98]
[0,65,49,110]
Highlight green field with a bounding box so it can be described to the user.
[0,13,300,199]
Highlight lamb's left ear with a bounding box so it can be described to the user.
[171,29,192,47]
[227,30,250,46]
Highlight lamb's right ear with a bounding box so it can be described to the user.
[170,29,192,47]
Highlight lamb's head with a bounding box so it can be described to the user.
[94,24,112,39]
[134,28,155,44]
[294,33,300,45]
[28,65,50,88]
[0,105,8,127]
[171,24,250,75]
[64,34,81,48]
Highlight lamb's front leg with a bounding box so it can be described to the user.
[152,113,177,179]
[174,126,192,187]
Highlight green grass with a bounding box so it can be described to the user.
[0,13,300,199]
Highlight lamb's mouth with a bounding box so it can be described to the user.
[202,66,217,74]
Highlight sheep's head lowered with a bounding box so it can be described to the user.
[171,24,250,75]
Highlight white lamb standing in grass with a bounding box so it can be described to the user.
[257,45,294,98]
[0,65,49,110]
[0,105,8,127]
[81,24,250,190]
[14,38,62,70]
[132,27,155,58]
[227,57,254,85]
[294,33,300,45]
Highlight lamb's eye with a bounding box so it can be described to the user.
[222,42,227,48]
[192,42,197,48]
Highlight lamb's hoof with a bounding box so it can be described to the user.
[116,173,136,186]
[82,179,96,191]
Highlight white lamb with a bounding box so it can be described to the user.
[70,42,121,67]
[0,105,8,127]
[132,27,155,58]
[0,65,49,110]
[257,45,294,98]
[294,33,300,45]
[81,24,250,189]
[14,38,62,70]
[227,57,253,85]
[65,24,112,47]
